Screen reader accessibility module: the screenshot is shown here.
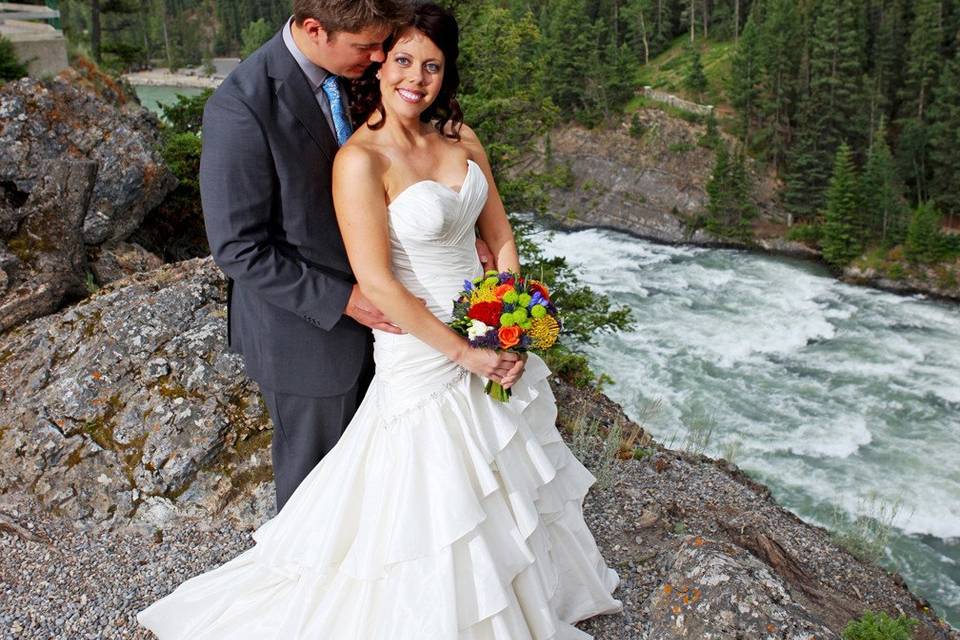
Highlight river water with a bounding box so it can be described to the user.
[537,225,960,627]
[132,85,206,119]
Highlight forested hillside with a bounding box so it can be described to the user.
[43,0,960,277]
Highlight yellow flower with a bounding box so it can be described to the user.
[470,286,499,304]
[529,315,560,349]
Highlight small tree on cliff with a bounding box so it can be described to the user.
[904,201,947,264]
[684,45,709,101]
[820,143,864,267]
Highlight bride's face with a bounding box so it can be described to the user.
[378,28,445,119]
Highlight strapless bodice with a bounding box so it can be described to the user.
[383,159,487,322]
[373,160,489,418]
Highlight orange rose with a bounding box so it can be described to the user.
[494,283,514,300]
[498,325,522,349]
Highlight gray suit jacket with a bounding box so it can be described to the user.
[200,31,372,397]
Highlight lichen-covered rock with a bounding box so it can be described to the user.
[90,240,165,285]
[643,536,839,639]
[0,160,97,332]
[0,75,177,247]
[0,257,273,531]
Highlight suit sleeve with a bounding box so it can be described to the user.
[199,89,352,331]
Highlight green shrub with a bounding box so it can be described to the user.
[160,89,213,134]
[241,19,274,59]
[786,222,822,244]
[629,112,645,139]
[842,611,918,640]
[884,262,906,280]
[668,141,695,154]
[0,35,28,82]
[161,132,202,190]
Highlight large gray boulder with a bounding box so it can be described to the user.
[0,75,178,330]
[0,257,273,531]
[0,75,177,245]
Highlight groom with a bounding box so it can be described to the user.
[199,0,411,510]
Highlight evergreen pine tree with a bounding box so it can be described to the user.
[807,0,869,154]
[730,149,757,239]
[728,18,761,147]
[899,0,943,120]
[895,0,943,204]
[783,103,832,223]
[905,201,947,263]
[706,143,733,233]
[684,45,709,101]
[542,0,595,117]
[868,0,909,130]
[756,0,802,170]
[862,117,907,245]
[927,44,960,225]
[821,142,865,266]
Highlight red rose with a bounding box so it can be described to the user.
[498,325,522,349]
[468,301,503,326]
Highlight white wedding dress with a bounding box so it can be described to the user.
[137,159,622,639]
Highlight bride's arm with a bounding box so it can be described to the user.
[333,146,519,383]
[460,125,520,274]
[459,125,528,388]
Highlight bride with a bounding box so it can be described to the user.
[138,4,622,638]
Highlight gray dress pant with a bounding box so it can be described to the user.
[261,349,375,512]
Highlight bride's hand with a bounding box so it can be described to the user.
[500,353,527,390]
[456,346,520,383]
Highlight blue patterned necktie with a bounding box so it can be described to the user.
[320,75,353,146]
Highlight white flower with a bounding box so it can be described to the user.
[467,319,489,339]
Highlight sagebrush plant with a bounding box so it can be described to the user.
[566,406,622,489]
[830,493,908,565]
[841,610,918,640]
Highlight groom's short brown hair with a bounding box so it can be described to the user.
[293,0,410,36]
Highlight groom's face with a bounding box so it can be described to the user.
[299,19,391,78]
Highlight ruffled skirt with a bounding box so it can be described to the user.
[137,353,622,639]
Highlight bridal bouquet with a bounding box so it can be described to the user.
[449,270,561,402]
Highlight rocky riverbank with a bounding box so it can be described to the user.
[1,258,958,639]
[536,114,960,302]
[122,69,222,90]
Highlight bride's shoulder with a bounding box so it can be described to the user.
[333,141,387,179]
[442,122,486,161]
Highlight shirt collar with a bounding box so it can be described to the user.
[283,16,330,92]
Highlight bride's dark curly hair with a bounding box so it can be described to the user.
[349,2,463,140]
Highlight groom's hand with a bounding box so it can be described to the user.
[476,238,494,270]
[345,286,404,334]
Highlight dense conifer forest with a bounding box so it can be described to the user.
[9,0,958,274]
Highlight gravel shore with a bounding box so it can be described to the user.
[0,465,640,639]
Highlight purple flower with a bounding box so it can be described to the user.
[463,279,474,292]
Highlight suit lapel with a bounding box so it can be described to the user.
[266,31,337,162]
